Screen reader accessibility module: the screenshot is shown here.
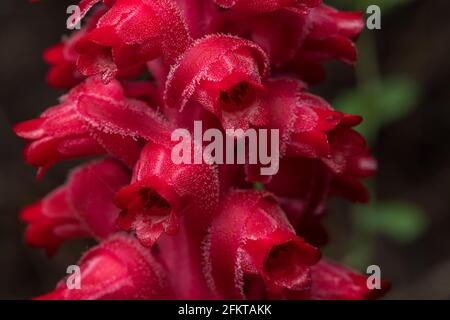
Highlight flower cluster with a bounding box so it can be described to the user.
[15,0,388,299]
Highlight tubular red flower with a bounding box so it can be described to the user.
[328,147,376,203]
[14,77,170,175]
[44,8,102,89]
[204,190,321,299]
[114,142,220,247]
[164,34,270,130]
[281,5,364,83]
[44,7,143,89]
[265,78,338,159]
[212,4,363,83]
[260,78,342,160]
[37,234,174,300]
[44,35,85,89]
[263,78,375,202]
[75,0,192,82]
[21,158,130,256]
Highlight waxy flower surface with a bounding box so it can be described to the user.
[15,0,388,300]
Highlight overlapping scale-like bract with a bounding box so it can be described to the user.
[21,158,130,256]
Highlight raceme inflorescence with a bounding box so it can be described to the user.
[14,0,388,300]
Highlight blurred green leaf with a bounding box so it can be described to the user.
[354,201,428,243]
[253,182,265,190]
[334,77,420,143]
[341,237,374,270]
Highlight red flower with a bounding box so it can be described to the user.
[37,234,174,300]
[43,8,102,89]
[280,5,364,83]
[44,7,144,89]
[44,30,86,89]
[114,142,220,247]
[264,78,375,201]
[204,190,321,299]
[21,158,130,256]
[75,0,192,82]
[211,4,363,83]
[264,78,338,159]
[164,34,270,130]
[244,78,374,193]
[14,77,170,176]
[326,132,376,203]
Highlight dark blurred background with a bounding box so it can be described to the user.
[1,0,449,299]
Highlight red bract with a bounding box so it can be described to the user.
[17,0,387,300]
[262,78,375,202]
[115,142,220,247]
[14,77,170,176]
[44,30,86,89]
[43,8,102,89]
[244,78,374,204]
[281,5,364,83]
[44,8,143,89]
[212,4,363,83]
[21,158,129,256]
[75,0,192,82]
[334,149,376,201]
[264,78,337,159]
[165,34,269,130]
[37,234,174,300]
[204,190,321,299]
